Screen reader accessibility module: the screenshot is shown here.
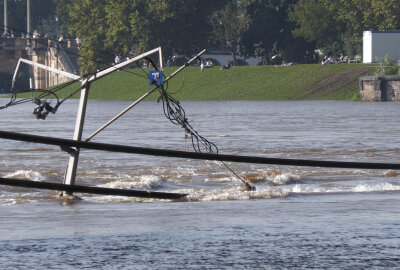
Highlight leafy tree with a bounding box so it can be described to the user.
[288,0,342,48]
[325,0,400,56]
[325,0,372,34]
[209,0,248,65]
[56,0,227,72]
[326,0,400,32]
[290,0,400,57]
[160,0,228,56]
[370,0,400,30]
[240,0,310,63]
[55,0,110,73]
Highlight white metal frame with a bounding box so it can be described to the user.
[13,47,206,195]
[63,47,164,191]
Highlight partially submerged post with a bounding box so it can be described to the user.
[12,47,207,197]
[62,47,165,195]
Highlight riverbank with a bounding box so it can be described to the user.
[14,63,367,101]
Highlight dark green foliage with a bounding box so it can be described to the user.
[375,54,398,76]
[54,0,228,73]
[0,72,11,93]
[0,65,29,93]
[2,0,399,73]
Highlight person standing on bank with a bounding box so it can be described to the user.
[313,50,319,64]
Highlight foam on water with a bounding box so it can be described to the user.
[184,184,289,202]
[353,182,400,192]
[286,180,400,195]
[1,167,400,205]
[0,192,43,205]
[242,170,300,186]
[98,175,163,190]
[4,170,47,182]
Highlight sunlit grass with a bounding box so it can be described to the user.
[10,64,366,101]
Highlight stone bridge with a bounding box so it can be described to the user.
[0,37,79,90]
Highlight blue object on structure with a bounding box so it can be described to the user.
[149,71,163,86]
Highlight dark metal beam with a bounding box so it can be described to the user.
[0,130,399,170]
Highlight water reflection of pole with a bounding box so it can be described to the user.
[3,0,7,34]
[27,0,31,37]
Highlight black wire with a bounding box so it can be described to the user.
[167,68,185,95]
[156,86,254,189]
[156,86,218,154]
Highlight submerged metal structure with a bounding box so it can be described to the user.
[5,47,206,199]
[3,47,400,200]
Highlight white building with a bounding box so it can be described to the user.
[363,30,400,63]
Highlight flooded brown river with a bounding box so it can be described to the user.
[0,99,400,269]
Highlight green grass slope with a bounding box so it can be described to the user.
[14,63,368,101]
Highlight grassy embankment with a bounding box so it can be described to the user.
[15,63,368,101]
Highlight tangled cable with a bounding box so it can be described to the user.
[0,71,91,119]
[157,87,218,154]
[157,87,255,190]
[142,57,255,190]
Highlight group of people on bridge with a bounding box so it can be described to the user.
[2,29,81,51]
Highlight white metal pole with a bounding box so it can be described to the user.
[3,0,7,34]
[62,49,162,192]
[63,80,90,193]
[27,0,30,37]
[40,47,204,195]
[17,58,81,80]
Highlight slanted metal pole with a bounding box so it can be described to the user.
[85,86,159,141]
[165,49,206,81]
[63,79,90,194]
[14,58,81,80]
[85,49,206,141]
[159,47,163,70]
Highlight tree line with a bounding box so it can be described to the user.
[2,0,400,73]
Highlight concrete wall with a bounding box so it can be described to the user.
[0,38,29,74]
[27,40,74,89]
[359,75,400,101]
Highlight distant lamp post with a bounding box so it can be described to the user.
[3,0,32,37]
[55,16,58,38]
[27,0,31,37]
[3,0,7,34]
